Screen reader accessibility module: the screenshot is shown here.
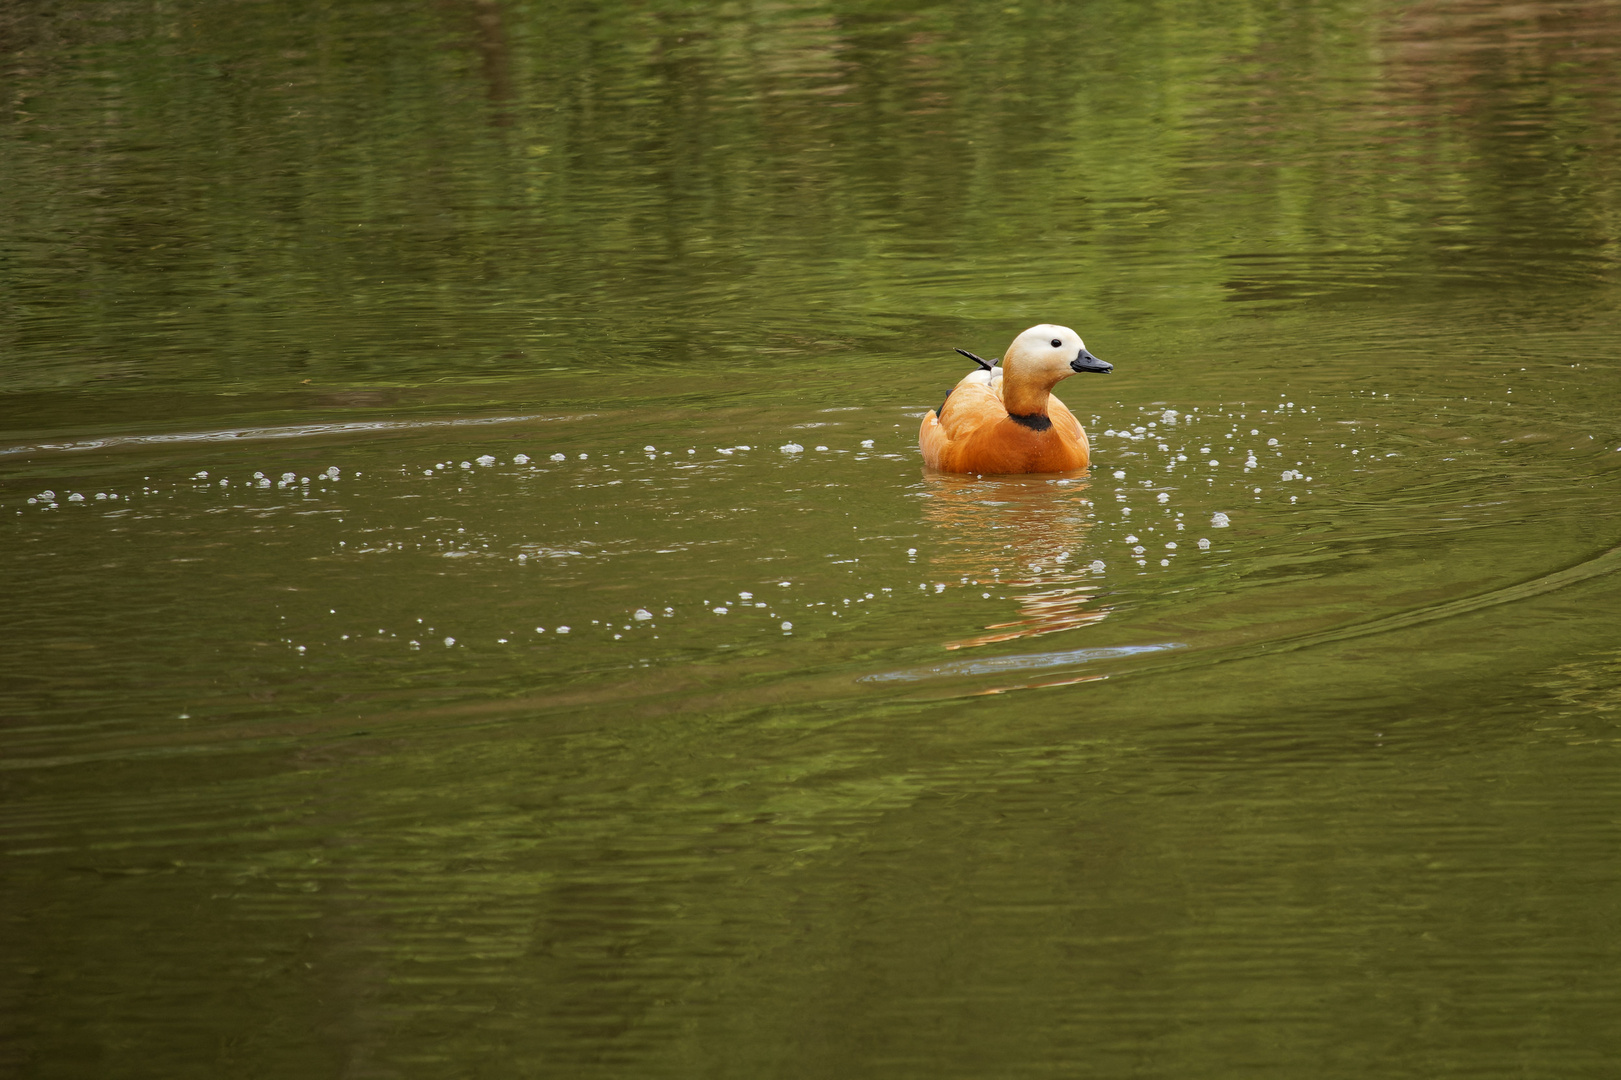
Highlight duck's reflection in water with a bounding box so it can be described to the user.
[920,472,1110,651]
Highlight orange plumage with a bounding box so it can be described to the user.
[920,324,1113,474]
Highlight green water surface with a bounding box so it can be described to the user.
[5,0,1621,1076]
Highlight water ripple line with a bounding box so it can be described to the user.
[0,413,592,457]
[861,643,1184,684]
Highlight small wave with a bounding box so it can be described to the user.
[862,642,1184,684]
[0,413,592,457]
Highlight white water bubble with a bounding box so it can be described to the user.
[557,626,570,634]
[1132,545,1145,554]
[739,591,753,599]
[1208,459,1220,467]
[713,606,729,615]
[1112,470,1126,479]
[717,448,733,455]
[1212,512,1230,527]
[934,583,946,593]
[578,453,588,460]
[860,439,874,448]
[26,498,36,505]
[67,493,84,502]
[476,455,495,467]
[1124,534,1139,543]
[281,473,296,483]
[444,637,455,647]
[1090,560,1106,572]
[736,445,751,451]
[1156,492,1169,503]
[301,477,310,485]
[535,627,545,633]
[815,445,829,452]
[325,466,340,479]
[460,461,472,470]
[513,454,531,465]
[1104,429,1118,437]
[550,453,566,462]
[907,548,917,556]
[1198,537,1212,550]
[781,621,793,631]
[644,445,656,452]
[95,493,107,500]
[634,609,653,620]
[781,443,804,453]
[1161,410,1178,423]
[194,471,208,479]
[259,478,271,487]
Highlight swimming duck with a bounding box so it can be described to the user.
[919,324,1113,474]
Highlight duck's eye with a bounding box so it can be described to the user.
[1051,339,1062,348]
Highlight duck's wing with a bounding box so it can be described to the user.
[921,373,1004,470]
[935,373,1004,439]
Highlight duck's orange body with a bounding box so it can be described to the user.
[919,324,1112,475]
[921,377,1090,473]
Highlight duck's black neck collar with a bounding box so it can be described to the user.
[1007,411,1052,432]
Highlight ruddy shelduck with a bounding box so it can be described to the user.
[919,324,1113,474]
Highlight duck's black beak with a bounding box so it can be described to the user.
[1071,347,1112,374]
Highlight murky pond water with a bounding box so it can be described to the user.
[6,0,1621,1075]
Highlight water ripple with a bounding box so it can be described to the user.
[0,413,591,458]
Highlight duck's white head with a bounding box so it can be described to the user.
[1002,324,1112,384]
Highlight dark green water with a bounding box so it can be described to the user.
[6,0,1621,1075]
